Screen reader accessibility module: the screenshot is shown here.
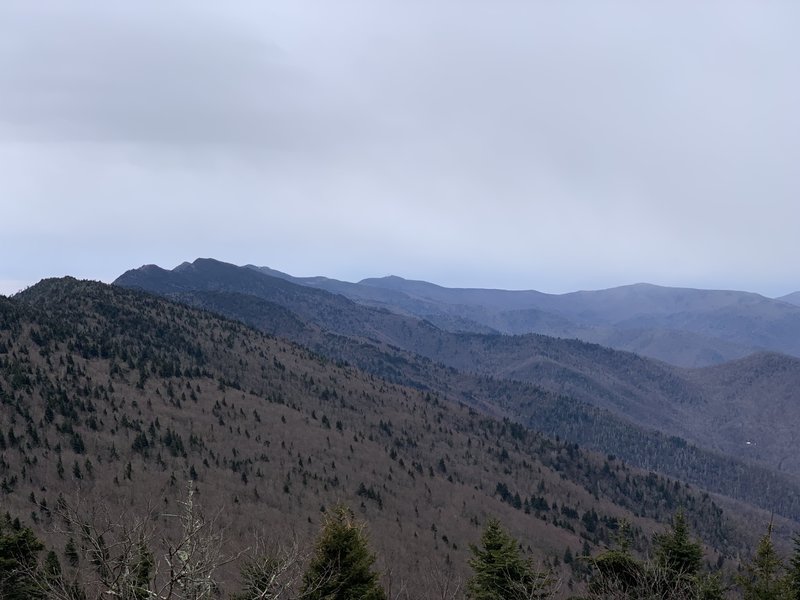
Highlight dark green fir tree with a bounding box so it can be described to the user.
[301,505,386,600]
[467,518,551,600]
[737,521,790,600]
[0,513,45,600]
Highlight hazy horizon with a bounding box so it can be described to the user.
[2,257,798,300]
[2,2,798,297]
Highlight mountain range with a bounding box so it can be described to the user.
[0,277,763,597]
[243,264,800,368]
[113,259,800,520]
[2,258,800,595]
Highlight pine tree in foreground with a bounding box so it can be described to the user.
[788,533,800,600]
[0,513,45,600]
[586,521,645,598]
[466,518,553,600]
[654,510,724,600]
[301,505,386,600]
[654,510,703,576]
[586,515,724,600]
[736,520,792,600]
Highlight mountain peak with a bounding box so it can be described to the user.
[778,291,800,307]
[173,261,194,272]
[358,274,406,284]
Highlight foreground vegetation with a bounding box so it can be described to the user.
[2,495,799,599]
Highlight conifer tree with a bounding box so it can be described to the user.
[655,509,725,599]
[654,510,703,576]
[588,521,643,597]
[467,518,551,600]
[129,540,154,600]
[43,550,62,581]
[588,514,724,600]
[301,505,386,600]
[786,533,800,600]
[736,521,791,600]
[64,537,80,567]
[0,513,45,599]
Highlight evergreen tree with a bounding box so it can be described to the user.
[654,510,703,576]
[588,515,724,600]
[129,540,154,600]
[41,550,80,598]
[0,513,45,600]
[43,550,62,580]
[696,572,726,600]
[65,536,80,567]
[301,505,386,600]
[655,510,724,599]
[588,523,644,598]
[736,521,791,600]
[786,533,800,600]
[467,518,551,600]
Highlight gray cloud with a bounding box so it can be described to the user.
[1,1,799,296]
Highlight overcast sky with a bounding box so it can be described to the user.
[1,1,799,297]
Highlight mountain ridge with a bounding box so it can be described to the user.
[112,259,800,514]
[3,276,770,596]
[239,265,800,367]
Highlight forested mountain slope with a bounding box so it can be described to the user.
[115,259,800,482]
[2,278,761,596]
[117,284,800,526]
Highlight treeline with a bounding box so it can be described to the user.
[3,492,800,600]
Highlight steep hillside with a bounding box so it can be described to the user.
[112,261,800,523]
[115,260,800,482]
[2,278,758,597]
[118,263,705,438]
[565,326,754,369]
[154,288,800,523]
[117,259,445,348]
[686,352,800,474]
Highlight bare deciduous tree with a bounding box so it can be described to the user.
[233,536,308,600]
[33,484,243,600]
[421,564,464,600]
[154,484,237,600]
[585,562,718,600]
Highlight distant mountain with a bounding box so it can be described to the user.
[117,259,445,349]
[114,259,800,511]
[119,262,700,432]
[154,282,800,517]
[3,277,762,594]
[242,267,800,367]
[778,291,800,307]
[686,352,800,472]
